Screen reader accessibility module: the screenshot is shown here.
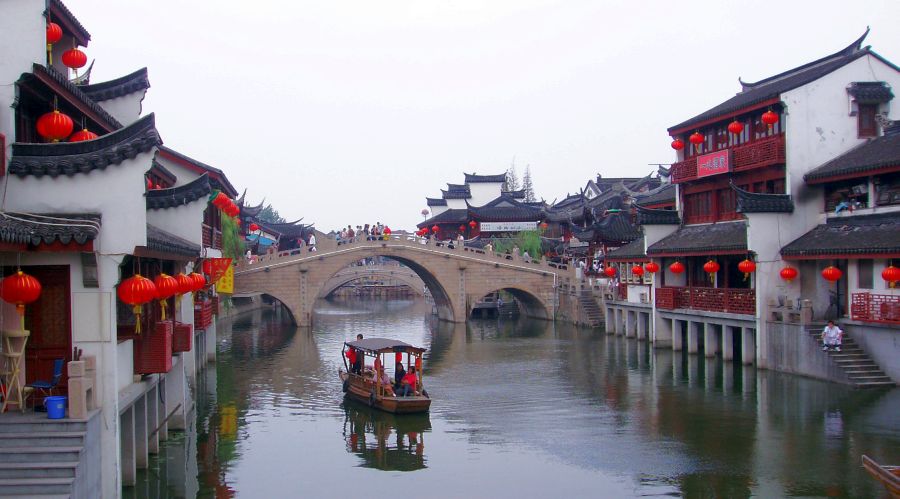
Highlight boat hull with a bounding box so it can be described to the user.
[340,371,431,414]
[862,455,900,498]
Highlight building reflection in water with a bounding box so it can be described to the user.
[342,402,431,471]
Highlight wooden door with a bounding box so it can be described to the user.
[20,266,71,393]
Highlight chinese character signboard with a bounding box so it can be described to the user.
[479,221,538,232]
[696,149,731,178]
[216,265,234,294]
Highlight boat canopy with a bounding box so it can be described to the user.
[344,338,426,355]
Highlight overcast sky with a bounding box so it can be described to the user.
[71,0,900,231]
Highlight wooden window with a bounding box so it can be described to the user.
[875,172,900,206]
[718,188,739,220]
[684,191,715,224]
[857,260,873,289]
[825,180,868,212]
[858,104,877,137]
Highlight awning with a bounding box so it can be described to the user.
[781,212,900,259]
[647,221,747,257]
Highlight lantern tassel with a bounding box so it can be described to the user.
[160,300,167,320]
[16,304,26,330]
[133,305,143,334]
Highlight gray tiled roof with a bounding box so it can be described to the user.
[634,184,676,207]
[146,224,200,257]
[0,212,100,246]
[146,174,211,210]
[781,212,900,257]
[848,81,894,104]
[464,172,506,183]
[733,184,794,213]
[647,221,747,255]
[426,197,447,207]
[636,205,680,225]
[804,129,900,182]
[81,68,151,102]
[606,238,647,260]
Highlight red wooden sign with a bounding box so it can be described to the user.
[696,149,730,178]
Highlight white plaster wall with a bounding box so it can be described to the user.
[643,224,679,248]
[445,198,466,210]
[154,155,195,187]
[146,200,208,247]
[96,91,147,127]
[468,182,502,206]
[4,151,154,254]
[429,205,448,217]
[117,340,134,392]
[0,0,44,152]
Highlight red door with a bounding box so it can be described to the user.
[20,266,71,395]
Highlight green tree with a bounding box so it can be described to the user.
[220,215,245,261]
[522,165,536,202]
[257,204,286,224]
[506,162,520,192]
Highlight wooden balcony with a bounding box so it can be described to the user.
[851,293,900,324]
[201,224,222,250]
[655,286,755,315]
[671,134,786,183]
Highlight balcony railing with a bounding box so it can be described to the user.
[201,224,222,250]
[851,292,900,324]
[671,134,786,183]
[655,286,755,315]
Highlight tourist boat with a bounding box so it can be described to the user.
[862,455,900,498]
[339,338,431,414]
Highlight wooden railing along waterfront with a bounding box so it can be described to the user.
[656,286,755,315]
[851,292,900,324]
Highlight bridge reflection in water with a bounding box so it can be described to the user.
[130,299,900,498]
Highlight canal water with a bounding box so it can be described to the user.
[130,298,899,498]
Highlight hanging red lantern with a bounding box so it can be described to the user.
[727,120,744,135]
[459,225,465,231]
[761,110,779,127]
[1,270,43,322]
[46,22,63,45]
[395,352,403,364]
[669,261,685,274]
[189,272,207,292]
[117,274,157,334]
[61,47,87,69]
[604,266,617,278]
[384,227,391,235]
[248,223,260,232]
[539,222,549,230]
[153,273,178,320]
[671,138,685,150]
[631,265,644,277]
[881,265,900,288]
[689,131,705,146]
[737,259,756,281]
[469,220,477,229]
[780,267,798,283]
[146,177,153,190]
[644,262,660,274]
[174,273,193,295]
[821,266,842,282]
[432,225,439,233]
[69,128,98,142]
[36,110,74,142]
[422,227,429,234]
[703,260,720,278]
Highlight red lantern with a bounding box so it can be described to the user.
[469,220,477,228]
[604,266,617,278]
[821,266,842,282]
[761,110,779,127]
[422,227,429,234]
[631,265,644,276]
[882,265,900,288]
[1,270,43,321]
[61,47,87,69]
[117,274,157,333]
[432,225,439,233]
[671,138,685,150]
[36,110,74,142]
[46,22,63,45]
[154,273,178,320]
[644,262,660,274]
[539,222,549,230]
[737,259,756,281]
[69,128,98,142]
[689,131,704,146]
[395,352,403,364]
[727,120,744,135]
[669,261,685,274]
[703,260,720,276]
[146,177,153,190]
[780,267,798,283]
[383,227,391,235]
[174,273,193,295]
[189,272,207,292]
[249,223,260,232]
[459,225,465,231]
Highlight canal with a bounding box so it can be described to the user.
[129,298,900,498]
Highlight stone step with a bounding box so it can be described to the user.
[837,363,878,369]
[854,380,897,388]
[0,421,87,434]
[0,461,78,479]
[0,477,74,495]
[0,495,70,499]
[0,432,85,448]
[848,375,894,382]
[845,370,887,376]
[0,447,82,463]
[828,353,868,359]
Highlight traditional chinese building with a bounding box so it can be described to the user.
[604,30,899,386]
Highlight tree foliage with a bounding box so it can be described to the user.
[505,163,521,192]
[221,215,245,261]
[490,229,542,261]
[522,165,536,202]
[257,204,286,224]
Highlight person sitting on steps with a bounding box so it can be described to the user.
[821,320,843,352]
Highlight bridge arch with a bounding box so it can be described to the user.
[234,238,571,327]
[471,286,550,320]
[319,266,425,299]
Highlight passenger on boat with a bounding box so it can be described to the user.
[394,362,406,392]
[351,334,364,374]
[399,366,419,397]
[377,366,395,396]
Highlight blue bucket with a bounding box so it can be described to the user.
[44,396,67,419]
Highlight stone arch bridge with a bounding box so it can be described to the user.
[234,236,576,326]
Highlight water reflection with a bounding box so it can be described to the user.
[130,299,899,498]
[342,402,431,471]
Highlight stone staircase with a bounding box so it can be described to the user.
[579,290,604,328]
[806,326,896,388]
[0,412,95,498]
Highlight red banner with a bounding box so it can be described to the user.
[696,149,730,178]
[202,258,232,284]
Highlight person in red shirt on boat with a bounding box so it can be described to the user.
[399,365,419,397]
